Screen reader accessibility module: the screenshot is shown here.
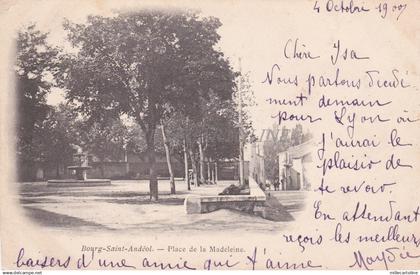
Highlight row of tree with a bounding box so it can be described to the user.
[16,10,255,201]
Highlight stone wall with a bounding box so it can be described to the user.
[185,177,266,214]
[18,160,249,181]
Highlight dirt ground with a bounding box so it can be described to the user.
[17,180,306,235]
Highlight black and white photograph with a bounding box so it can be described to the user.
[1,0,419,271]
[15,5,316,234]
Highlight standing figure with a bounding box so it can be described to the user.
[273,177,280,191]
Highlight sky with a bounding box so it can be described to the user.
[12,0,280,135]
[10,0,417,137]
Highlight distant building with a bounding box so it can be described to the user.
[278,139,315,191]
[249,123,314,190]
[249,142,266,185]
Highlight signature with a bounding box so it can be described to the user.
[349,246,420,270]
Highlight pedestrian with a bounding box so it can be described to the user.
[274,177,280,191]
[265,179,271,190]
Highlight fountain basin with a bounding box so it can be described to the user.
[47,179,111,187]
[47,150,112,187]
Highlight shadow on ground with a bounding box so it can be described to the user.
[261,194,294,221]
[23,206,113,230]
[95,197,185,205]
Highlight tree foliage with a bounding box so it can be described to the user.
[16,24,60,162]
[36,104,78,171]
[61,10,236,199]
[77,118,130,163]
[62,11,235,124]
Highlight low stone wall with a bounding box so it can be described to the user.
[184,178,266,214]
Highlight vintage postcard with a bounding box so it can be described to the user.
[0,0,419,271]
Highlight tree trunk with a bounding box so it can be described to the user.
[198,136,205,185]
[160,122,175,194]
[239,141,245,186]
[215,160,218,184]
[56,163,60,178]
[188,147,199,186]
[100,160,105,178]
[238,64,245,186]
[146,128,158,201]
[206,158,211,183]
[183,139,190,191]
[124,148,129,177]
[211,161,215,184]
